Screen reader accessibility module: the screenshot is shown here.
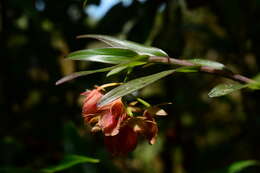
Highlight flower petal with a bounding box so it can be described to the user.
[104,125,138,155]
[99,99,126,136]
[82,89,103,117]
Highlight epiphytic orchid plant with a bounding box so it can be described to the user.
[56,35,260,155]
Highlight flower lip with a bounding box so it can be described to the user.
[127,111,158,145]
[98,98,126,136]
[104,125,138,155]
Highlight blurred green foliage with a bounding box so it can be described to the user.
[1,0,260,173]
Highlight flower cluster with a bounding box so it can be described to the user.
[81,85,165,155]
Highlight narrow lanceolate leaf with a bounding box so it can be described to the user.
[55,66,117,85]
[56,61,148,85]
[228,160,260,173]
[106,66,127,77]
[98,69,175,106]
[41,155,99,173]
[188,59,225,70]
[67,48,139,64]
[77,34,168,57]
[208,83,246,98]
[106,61,147,77]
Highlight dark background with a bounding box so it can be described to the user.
[1,0,260,172]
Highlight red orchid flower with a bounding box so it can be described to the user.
[81,85,163,155]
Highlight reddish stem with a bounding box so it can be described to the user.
[148,56,255,84]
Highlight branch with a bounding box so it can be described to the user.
[148,56,255,84]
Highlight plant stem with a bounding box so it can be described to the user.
[148,56,255,84]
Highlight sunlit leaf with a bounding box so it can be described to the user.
[188,59,225,69]
[67,48,139,64]
[208,83,246,98]
[106,61,146,77]
[98,69,175,106]
[228,160,260,173]
[77,34,168,57]
[41,155,99,173]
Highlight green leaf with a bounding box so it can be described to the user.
[67,48,139,64]
[106,61,146,77]
[248,74,260,90]
[174,66,199,72]
[208,83,246,98]
[228,160,260,173]
[55,66,116,85]
[77,34,168,57]
[56,61,148,85]
[188,59,225,69]
[98,69,175,106]
[41,155,99,173]
[106,66,127,77]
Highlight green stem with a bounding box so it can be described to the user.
[136,98,151,108]
[123,68,133,82]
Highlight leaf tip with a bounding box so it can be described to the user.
[91,159,100,163]
[55,79,63,86]
[97,100,107,108]
[76,35,85,39]
[76,34,94,39]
